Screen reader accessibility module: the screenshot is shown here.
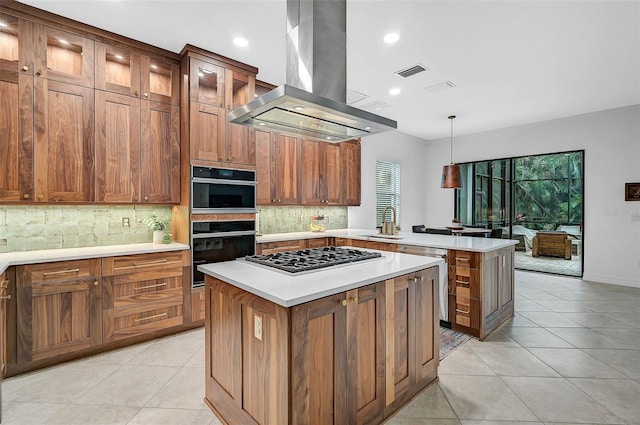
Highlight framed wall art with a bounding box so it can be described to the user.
[625,182,640,201]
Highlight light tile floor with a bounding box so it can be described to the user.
[3,270,640,424]
[515,250,582,276]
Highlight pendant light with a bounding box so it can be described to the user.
[441,115,462,188]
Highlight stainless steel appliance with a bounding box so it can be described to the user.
[191,220,256,288]
[191,166,256,214]
[245,246,382,273]
[396,244,449,323]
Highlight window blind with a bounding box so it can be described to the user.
[375,161,400,227]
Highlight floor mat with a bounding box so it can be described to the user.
[439,326,472,360]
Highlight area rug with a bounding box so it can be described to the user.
[439,327,472,360]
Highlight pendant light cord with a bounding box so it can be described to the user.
[448,115,456,165]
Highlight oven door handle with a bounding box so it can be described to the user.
[193,260,208,265]
[191,177,256,186]
[192,230,257,239]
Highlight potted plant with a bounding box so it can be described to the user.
[143,211,170,244]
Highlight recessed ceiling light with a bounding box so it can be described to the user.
[383,33,399,44]
[258,122,266,126]
[388,88,401,96]
[293,106,304,111]
[233,37,249,47]
[326,136,332,140]
[364,126,372,131]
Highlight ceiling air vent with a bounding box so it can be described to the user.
[356,100,391,112]
[347,89,369,105]
[425,81,456,93]
[395,64,429,78]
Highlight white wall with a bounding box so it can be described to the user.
[424,104,640,287]
[348,131,428,231]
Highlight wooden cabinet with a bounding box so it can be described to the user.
[33,78,95,202]
[0,268,14,379]
[256,237,330,255]
[191,287,205,322]
[184,49,257,166]
[102,251,187,341]
[0,69,33,201]
[33,24,94,87]
[301,139,341,205]
[345,238,398,252]
[204,266,438,425]
[341,140,361,206]
[256,131,302,205]
[448,248,514,340]
[16,259,102,363]
[139,100,180,203]
[0,14,34,74]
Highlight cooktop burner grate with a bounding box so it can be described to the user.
[245,246,382,273]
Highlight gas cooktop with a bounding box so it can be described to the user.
[245,246,382,273]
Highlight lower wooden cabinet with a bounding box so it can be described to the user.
[191,288,205,322]
[204,266,438,425]
[16,259,103,363]
[341,238,398,252]
[256,237,330,254]
[102,251,187,341]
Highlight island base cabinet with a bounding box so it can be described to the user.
[204,266,439,425]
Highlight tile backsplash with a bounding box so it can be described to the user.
[0,205,172,253]
[257,206,348,235]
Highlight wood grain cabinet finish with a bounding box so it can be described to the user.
[0,14,34,74]
[255,130,302,205]
[301,139,342,205]
[0,69,34,201]
[341,140,361,206]
[345,239,398,252]
[16,259,102,363]
[189,57,224,106]
[204,266,438,425]
[33,78,95,202]
[102,251,187,341]
[448,248,514,340]
[0,269,12,378]
[256,238,330,255]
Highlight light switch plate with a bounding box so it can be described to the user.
[254,314,263,341]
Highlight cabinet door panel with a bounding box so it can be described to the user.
[341,140,361,205]
[0,15,34,74]
[0,70,33,201]
[189,58,223,106]
[95,91,140,202]
[141,55,179,105]
[190,102,224,162]
[325,143,342,205]
[301,139,323,204]
[34,79,95,202]
[225,122,255,165]
[414,268,437,383]
[95,42,141,97]
[255,128,273,205]
[140,100,180,203]
[272,134,301,204]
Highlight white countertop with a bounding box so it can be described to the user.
[198,250,444,307]
[257,228,518,252]
[0,242,190,274]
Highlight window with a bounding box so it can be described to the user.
[375,161,400,227]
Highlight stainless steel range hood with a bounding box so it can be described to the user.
[228,0,397,142]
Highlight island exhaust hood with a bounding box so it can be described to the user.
[228,0,397,142]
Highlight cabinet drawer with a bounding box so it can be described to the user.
[112,275,183,308]
[450,251,480,269]
[258,240,306,254]
[106,295,183,341]
[20,259,100,284]
[349,239,398,252]
[103,251,185,276]
[450,295,480,330]
[306,237,328,248]
[448,266,480,298]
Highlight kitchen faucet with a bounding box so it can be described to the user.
[380,206,398,235]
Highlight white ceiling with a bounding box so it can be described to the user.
[17,0,640,141]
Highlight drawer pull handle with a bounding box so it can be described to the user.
[134,259,168,266]
[1,295,11,300]
[43,268,80,276]
[455,280,470,285]
[456,258,469,262]
[134,312,167,323]
[134,282,167,291]
[0,280,9,288]
[456,308,470,314]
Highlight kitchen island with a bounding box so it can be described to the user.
[198,250,443,425]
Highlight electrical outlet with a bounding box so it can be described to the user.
[254,314,263,341]
[122,217,130,227]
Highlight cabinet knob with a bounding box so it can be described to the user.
[143,92,148,98]
[412,277,418,283]
[271,199,276,203]
[340,299,347,306]
[93,280,99,287]
[36,70,42,76]
[352,296,359,303]
[38,194,44,199]
[144,196,149,201]
[22,65,29,72]
[134,91,139,96]
[23,193,30,199]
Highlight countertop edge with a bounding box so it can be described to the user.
[0,242,190,274]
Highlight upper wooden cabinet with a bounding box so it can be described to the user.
[341,139,362,205]
[0,14,34,74]
[0,70,33,202]
[301,139,341,205]
[34,78,95,202]
[189,57,224,106]
[256,130,302,205]
[33,24,94,87]
[224,68,254,110]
